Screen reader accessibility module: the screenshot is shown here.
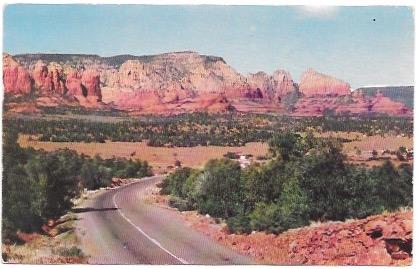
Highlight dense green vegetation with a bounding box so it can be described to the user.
[2,127,152,242]
[160,132,413,234]
[5,112,413,146]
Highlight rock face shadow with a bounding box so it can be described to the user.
[72,207,118,213]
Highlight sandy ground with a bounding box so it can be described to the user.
[314,131,412,151]
[18,135,269,173]
[18,132,412,172]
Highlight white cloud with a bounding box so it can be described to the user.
[298,6,339,19]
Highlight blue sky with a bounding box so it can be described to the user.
[3,5,414,88]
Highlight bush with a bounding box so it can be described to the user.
[168,196,192,211]
[223,152,239,159]
[56,246,83,257]
[248,180,309,234]
[226,211,251,234]
[79,156,152,190]
[160,167,194,197]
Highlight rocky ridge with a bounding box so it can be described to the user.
[180,209,412,265]
[150,188,412,265]
[4,52,412,116]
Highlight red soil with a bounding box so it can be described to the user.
[150,188,412,265]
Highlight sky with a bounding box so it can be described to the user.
[3,5,414,88]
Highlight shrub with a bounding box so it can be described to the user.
[371,161,412,210]
[168,196,192,211]
[223,152,239,159]
[248,180,309,234]
[56,246,83,257]
[226,212,251,234]
[160,167,194,197]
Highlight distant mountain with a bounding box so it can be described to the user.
[3,52,413,116]
[355,86,413,109]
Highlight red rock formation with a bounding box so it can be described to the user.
[33,61,65,94]
[299,69,351,96]
[242,70,297,102]
[284,211,412,265]
[180,93,235,113]
[4,52,413,117]
[63,68,103,107]
[292,89,412,117]
[247,72,272,99]
[81,69,102,101]
[3,53,32,94]
[114,90,161,111]
[2,54,103,109]
[65,69,83,96]
[176,206,412,265]
[272,70,297,97]
[368,92,411,116]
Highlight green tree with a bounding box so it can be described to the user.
[160,167,193,197]
[196,159,243,218]
[25,150,82,218]
[2,165,45,239]
[372,161,412,210]
[268,132,305,161]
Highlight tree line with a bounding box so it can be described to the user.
[160,132,413,234]
[2,128,152,242]
[5,112,413,147]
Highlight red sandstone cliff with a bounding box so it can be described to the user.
[299,69,351,96]
[33,61,65,95]
[3,52,413,116]
[3,53,32,94]
[3,54,103,108]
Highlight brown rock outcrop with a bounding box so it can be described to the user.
[3,53,32,94]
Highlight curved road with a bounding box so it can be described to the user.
[75,175,254,265]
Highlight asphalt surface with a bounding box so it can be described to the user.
[75,175,254,265]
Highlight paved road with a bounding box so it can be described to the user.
[75,175,254,265]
